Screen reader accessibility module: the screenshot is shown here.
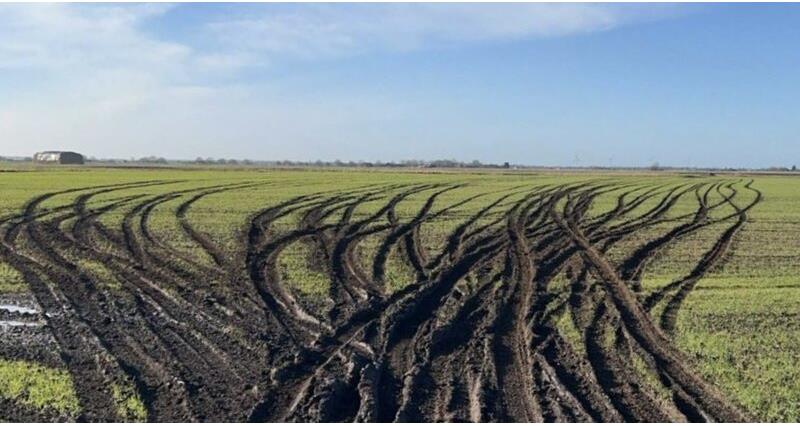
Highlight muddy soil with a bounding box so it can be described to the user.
[0,179,759,421]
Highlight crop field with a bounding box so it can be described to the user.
[0,166,799,422]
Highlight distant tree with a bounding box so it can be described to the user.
[503,162,510,169]
[138,156,166,164]
[793,165,797,172]
[429,159,458,168]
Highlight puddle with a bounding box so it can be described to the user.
[0,320,42,328]
[0,304,38,315]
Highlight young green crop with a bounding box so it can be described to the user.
[0,359,80,417]
[0,165,798,420]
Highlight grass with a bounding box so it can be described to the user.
[0,165,799,420]
[675,285,800,421]
[0,359,80,417]
[279,240,331,296]
[112,383,147,422]
[0,262,27,293]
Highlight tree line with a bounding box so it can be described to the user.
[90,157,514,169]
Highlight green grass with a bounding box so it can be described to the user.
[675,285,800,421]
[279,240,331,296]
[112,383,147,422]
[1,165,799,420]
[0,359,80,417]
[74,259,122,290]
[0,262,27,293]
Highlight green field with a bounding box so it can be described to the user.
[0,165,798,421]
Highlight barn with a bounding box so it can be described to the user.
[33,151,85,165]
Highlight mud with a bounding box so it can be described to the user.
[0,178,759,421]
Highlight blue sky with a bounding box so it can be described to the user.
[1,3,799,167]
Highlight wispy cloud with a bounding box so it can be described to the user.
[207,3,677,59]
[0,3,683,160]
[0,4,187,69]
[0,3,679,71]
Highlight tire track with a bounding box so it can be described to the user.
[0,177,761,422]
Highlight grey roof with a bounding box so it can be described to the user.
[35,151,82,155]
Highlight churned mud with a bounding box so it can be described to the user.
[0,178,760,421]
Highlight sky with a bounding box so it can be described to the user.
[1,3,800,168]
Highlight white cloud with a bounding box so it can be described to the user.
[0,4,187,70]
[207,3,676,59]
[0,3,676,81]
[0,80,416,160]
[0,3,682,160]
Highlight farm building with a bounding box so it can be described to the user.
[32,151,85,165]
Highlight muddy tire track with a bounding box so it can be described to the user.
[0,178,761,422]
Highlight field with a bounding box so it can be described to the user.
[1,165,799,422]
